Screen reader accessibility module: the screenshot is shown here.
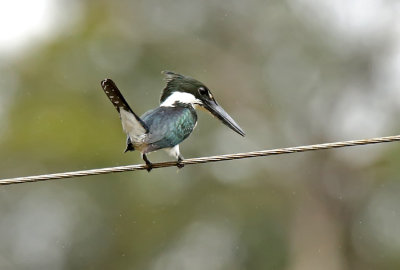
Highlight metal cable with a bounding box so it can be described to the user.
[1,134,400,185]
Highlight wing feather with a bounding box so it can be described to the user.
[142,106,197,150]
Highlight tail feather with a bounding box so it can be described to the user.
[124,136,135,152]
[101,79,135,114]
[101,79,149,140]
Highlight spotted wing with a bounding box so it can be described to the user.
[101,79,149,142]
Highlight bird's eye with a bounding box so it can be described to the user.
[198,87,208,96]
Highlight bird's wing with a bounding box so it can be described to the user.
[142,106,197,150]
[101,79,149,141]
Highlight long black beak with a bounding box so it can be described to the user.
[202,99,245,136]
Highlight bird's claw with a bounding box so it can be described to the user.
[176,157,184,169]
[146,163,153,172]
[142,154,153,172]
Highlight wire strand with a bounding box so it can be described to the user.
[1,134,400,185]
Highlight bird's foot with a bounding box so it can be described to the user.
[145,162,153,172]
[176,157,184,169]
[142,154,153,172]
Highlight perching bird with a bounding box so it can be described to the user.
[100,71,245,172]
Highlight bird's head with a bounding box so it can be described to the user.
[160,71,245,137]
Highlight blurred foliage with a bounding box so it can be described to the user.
[1,0,400,269]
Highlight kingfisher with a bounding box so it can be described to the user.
[100,71,245,172]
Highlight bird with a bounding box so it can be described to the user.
[100,71,245,172]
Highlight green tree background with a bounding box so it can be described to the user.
[1,0,400,269]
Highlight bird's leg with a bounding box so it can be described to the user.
[166,145,185,169]
[177,154,184,169]
[142,153,153,172]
